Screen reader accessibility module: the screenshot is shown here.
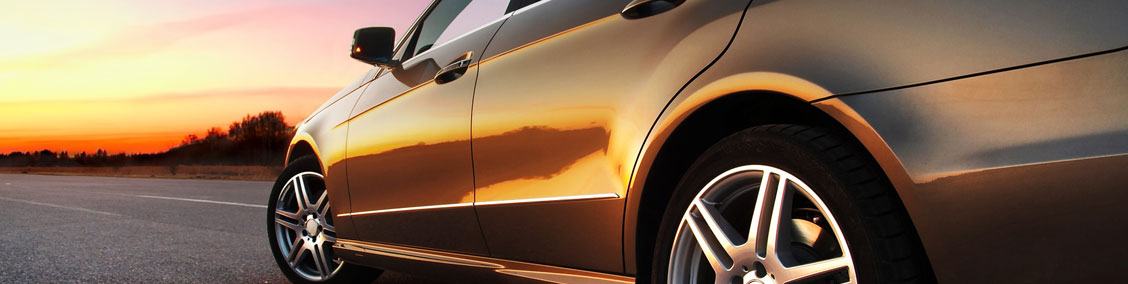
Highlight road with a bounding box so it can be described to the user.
[0,174,442,283]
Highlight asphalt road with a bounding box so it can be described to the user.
[0,173,442,284]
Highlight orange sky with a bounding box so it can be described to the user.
[0,0,431,154]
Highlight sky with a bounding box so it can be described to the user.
[0,0,432,154]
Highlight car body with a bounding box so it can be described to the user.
[270,0,1128,283]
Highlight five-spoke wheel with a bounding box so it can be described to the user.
[669,165,853,284]
[653,125,933,284]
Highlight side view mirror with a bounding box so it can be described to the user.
[351,27,398,68]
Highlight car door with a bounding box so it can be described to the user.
[470,0,752,273]
[342,0,510,256]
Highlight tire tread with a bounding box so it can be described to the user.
[744,124,933,284]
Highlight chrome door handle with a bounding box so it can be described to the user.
[434,58,473,84]
[621,0,685,19]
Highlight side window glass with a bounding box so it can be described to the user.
[412,0,470,57]
[401,0,508,61]
[505,0,541,13]
[433,0,509,46]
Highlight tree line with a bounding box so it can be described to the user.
[0,111,294,168]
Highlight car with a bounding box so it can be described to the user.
[265,0,1128,283]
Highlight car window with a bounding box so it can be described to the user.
[402,0,508,61]
[434,0,508,47]
[505,0,540,13]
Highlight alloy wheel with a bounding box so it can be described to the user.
[272,171,342,282]
[669,165,855,284]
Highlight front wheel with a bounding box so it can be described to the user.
[653,125,934,283]
[267,155,380,284]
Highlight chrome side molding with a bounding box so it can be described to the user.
[474,192,620,206]
[336,202,472,217]
[337,193,620,217]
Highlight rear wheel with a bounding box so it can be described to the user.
[652,125,934,283]
[268,155,381,284]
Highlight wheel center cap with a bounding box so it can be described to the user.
[304,216,320,237]
[746,278,775,284]
[745,273,776,284]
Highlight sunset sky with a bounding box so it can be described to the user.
[0,0,431,154]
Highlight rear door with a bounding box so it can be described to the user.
[342,0,510,255]
[470,0,751,273]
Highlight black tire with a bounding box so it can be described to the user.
[650,124,934,283]
[267,155,382,284]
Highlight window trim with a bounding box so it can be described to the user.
[510,0,550,14]
[399,0,520,66]
[386,0,550,69]
[398,0,443,62]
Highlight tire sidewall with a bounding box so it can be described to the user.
[267,156,318,283]
[267,156,373,284]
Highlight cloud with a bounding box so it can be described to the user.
[107,86,340,104]
[0,7,278,70]
[2,86,339,104]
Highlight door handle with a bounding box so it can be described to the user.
[434,57,473,84]
[621,0,685,19]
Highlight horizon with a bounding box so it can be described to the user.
[0,0,431,154]
[2,110,290,156]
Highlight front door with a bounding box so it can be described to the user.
[470,0,751,272]
[342,0,510,255]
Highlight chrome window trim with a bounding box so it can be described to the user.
[401,4,515,66]
[511,0,550,15]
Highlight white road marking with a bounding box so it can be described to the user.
[134,195,267,208]
[0,196,121,216]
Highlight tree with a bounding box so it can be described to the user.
[225,111,292,165]
[93,149,108,166]
[204,127,227,142]
[36,149,58,166]
[57,151,71,166]
[108,153,127,171]
[1,111,295,169]
[75,151,88,165]
[181,134,200,146]
[228,111,289,144]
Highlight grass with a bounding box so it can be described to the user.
[0,165,282,181]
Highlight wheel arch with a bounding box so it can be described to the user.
[624,72,924,277]
[286,133,323,172]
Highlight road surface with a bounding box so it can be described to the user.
[0,173,443,283]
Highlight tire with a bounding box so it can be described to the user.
[650,125,934,283]
[267,155,381,284]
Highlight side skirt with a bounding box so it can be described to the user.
[334,239,635,283]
